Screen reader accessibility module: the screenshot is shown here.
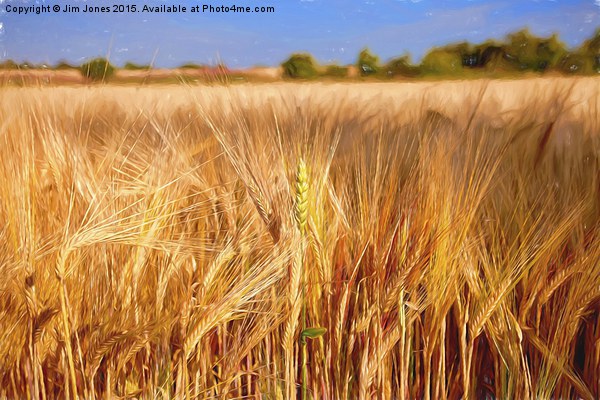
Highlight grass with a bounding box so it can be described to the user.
[0,78,599,399]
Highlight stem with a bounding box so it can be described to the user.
[59,281,78,400]
[301,239,308,400]
[56,249,78,400]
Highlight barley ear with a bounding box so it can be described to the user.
[295,158,309,234]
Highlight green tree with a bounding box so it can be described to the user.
[580,28,600,55]
[536,34,567,71]
[54,60,75,70]
[578,28,600,72]
[124,62,151,71]
[420,48,463,75]
[357,48,380,76]
[0,60,18,70]
[281,53,318,79]
[79,58,115,82]
[384,55,420,77]
[501,29,564,71]
[558,54,594,75]
[179,63,203,69]
[472,41,505,70]
[502,29,539,70]
[322,64,348,78]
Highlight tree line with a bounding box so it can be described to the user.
[282,28,600,79]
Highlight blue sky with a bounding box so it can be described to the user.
[0,0,599,67]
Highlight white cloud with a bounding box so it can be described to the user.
[595,0,600,7]
[585,12,595,23]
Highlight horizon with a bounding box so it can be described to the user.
[1,0,599,68]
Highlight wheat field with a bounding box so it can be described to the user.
[0,78,599,399]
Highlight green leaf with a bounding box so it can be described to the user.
[301,327,327,340]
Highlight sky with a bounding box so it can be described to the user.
[0,0,599,68]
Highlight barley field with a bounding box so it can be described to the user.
[0,78,599,399]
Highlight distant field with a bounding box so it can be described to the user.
[0,66,284,85]
[0,65,565,85]
[0,78,599,399]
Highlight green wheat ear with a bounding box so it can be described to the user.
[295,158,309,234]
